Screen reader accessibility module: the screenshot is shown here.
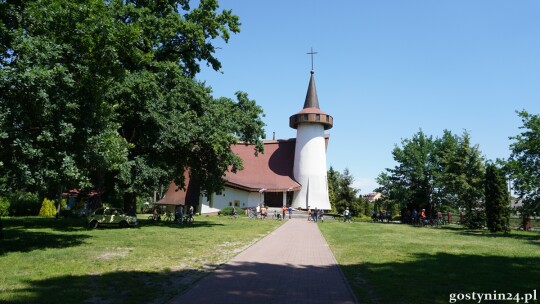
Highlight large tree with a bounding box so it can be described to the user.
[0,0,265,214]
[378,130,485,218]
[378,130,437,212]
[506,111,540,221]
[435,130,485,213]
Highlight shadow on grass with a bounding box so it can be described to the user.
[3,253,539,304]
[2,262,355,304]
[139,218,225,229]
[2,216,87,232]
[2,268,210,304]
[0,217,92,255]
[0,229,90,256]
[341,253,540,304]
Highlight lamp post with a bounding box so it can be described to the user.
[259,188,266,206]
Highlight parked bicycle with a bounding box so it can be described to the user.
[183,214,194,224]
[148,213,161,221]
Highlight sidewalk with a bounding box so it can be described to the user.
[169,218,358,304]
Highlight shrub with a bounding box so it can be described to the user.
[218,206,239,216]
[463,209,486,229]
[0,197,10,216]
[39,198,57,217]
[8,192,40,216]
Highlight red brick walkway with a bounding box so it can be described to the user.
[169,218,357,304]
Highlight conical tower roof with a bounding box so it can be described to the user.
[303,71,320,109]
[289,71,333,130]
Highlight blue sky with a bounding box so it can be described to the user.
[197,0,540,194]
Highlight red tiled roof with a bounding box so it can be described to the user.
[225,139,301,192]
[156,171,200,206]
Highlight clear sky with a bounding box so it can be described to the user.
[197,0,540,194]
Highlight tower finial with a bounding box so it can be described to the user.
[306,47,318,72]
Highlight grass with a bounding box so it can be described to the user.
[0,215,282,304]
[319,221,540,304]
[2,215,539,304]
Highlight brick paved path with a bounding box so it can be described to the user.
[169,218,357,304]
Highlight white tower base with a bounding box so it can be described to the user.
[291,124,331,210]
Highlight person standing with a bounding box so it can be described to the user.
[256,204,261,219]
[344,207,351,223]
[313,207,318,223]
[288,206,293,219]
[282,206,286,220]
[188,205,194,221]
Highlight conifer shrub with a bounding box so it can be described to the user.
[485,164,511,233]
[39,198,57,217]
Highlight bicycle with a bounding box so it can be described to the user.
[183,215,194,224]
[148,214,161,221]
[339,214,354,223]
[247,209,258,219]
[164,211,174,222]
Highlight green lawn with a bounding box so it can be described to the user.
[0,215,282,304]
[2,216,538,304]
[319,221,540,304]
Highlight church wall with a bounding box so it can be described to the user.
[200,187,262,214]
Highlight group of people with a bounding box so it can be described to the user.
[254,204,294,220]
[173,205,194,223]
[402,208,445,225]
[307,206,325,223]
[371,209,393,222]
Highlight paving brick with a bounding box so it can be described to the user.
[169,218,357,304]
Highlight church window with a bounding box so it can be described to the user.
[234,200,240,207]
[316,114,320,121]
[303,114,308,120]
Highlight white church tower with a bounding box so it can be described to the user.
[289,69,333,210]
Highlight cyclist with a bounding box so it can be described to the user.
[344,207,351,223]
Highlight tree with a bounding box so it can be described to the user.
[485,163,510,233]
[1,0,265,214]
[378,130,436,212]
[334,168,360,215]
[327,166,341,211]
[435,130,485,214]
[506,111,540,222]
[378,129,485,222]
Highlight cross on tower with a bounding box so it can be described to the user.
[306,47,318,72]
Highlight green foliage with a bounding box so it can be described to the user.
[463,209,486,229]
[39,198,57,217]
[0,197,9,216]
[329,168,360,214]
[506,111,540,220]
[485,163,511,233]
[378,130,485,214]
[7,192,40,216]
[1,0,265,214]
[218,206,239,216]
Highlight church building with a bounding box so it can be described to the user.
[157,70,333,213]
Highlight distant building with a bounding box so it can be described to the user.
[157,70,333,213]
[363,192,382,202]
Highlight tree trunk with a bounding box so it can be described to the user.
[123,192,137,216]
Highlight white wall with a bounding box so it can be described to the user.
[292,123,331,210]
[200,187,262,214]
